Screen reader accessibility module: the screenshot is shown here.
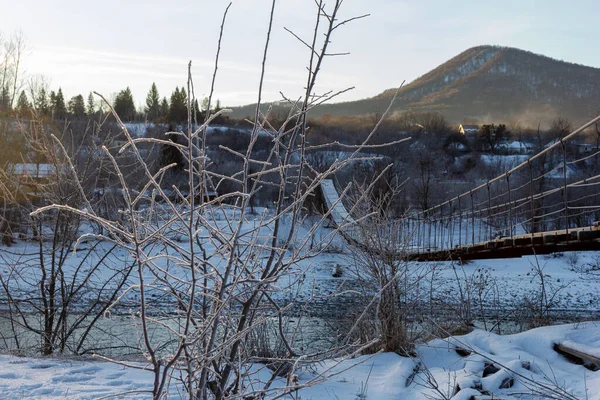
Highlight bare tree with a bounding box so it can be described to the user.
[29,2,400,399]
[411,149,439,212]
[476,123,511,154]
[348,180,416,355]
[549,116,572,141]
[0,117,135,356]
[0,30,26,111]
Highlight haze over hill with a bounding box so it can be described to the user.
[230,46,600,127]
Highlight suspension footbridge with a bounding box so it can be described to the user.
[321,115,600,261]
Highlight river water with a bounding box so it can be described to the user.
[0,293,598,360]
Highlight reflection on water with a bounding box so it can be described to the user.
[0,302,597,360]
[0,310,351,360]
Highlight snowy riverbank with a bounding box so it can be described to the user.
[0,322,598,399]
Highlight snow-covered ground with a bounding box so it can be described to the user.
[480,154,530,170]
[0,322,598,399]
[2,206,600,318]
[1,207,599,398]
[4,215,598,315]
[427,251,600,311]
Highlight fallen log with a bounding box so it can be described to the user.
[554,342,600,371]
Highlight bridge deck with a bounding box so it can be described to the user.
[320,179,600,261]
[320,179,354,227]
[409,227,600,261]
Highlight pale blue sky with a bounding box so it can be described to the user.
[1,0,598,107]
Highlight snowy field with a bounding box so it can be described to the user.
[0,207,599,398]
[2,212,599,315]
[0,322,598,399]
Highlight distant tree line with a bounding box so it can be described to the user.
[9,81,227,125]
[1,30,225,124]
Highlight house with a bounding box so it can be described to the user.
[446,141,468,152]
[458,124,479,135]
[5,163,56,204]
[547,164,579,180]
[506,140,531,154]
[545,139,595,155]
[10,163,55,179]
[573,142,595,153]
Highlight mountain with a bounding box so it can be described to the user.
[229,46,600,126]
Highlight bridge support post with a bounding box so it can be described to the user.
[440,206,444,250]
[458,197,462,248]
[487,182,492,241]
[561,139,569,242]
[416,214,421,252]
[449,200,454,249]
[529,160,535,237]
[470,191,475,246]
[507,173,513,243]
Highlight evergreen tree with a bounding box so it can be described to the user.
[0,86,12,113]
[68,94,86,118]
[200,97,226,123]
[145,82,161,121]
[181,87,187,107]
[194,99,201,120]
[168,86,188,123]
[49,90,56,113]
[160,126,185,172]
[16,90,31,115]
[35,88,49,115]
[86,92,96,116]
[201,97,209,116]
[212,99,227,124]
[51,88,67,119]
[113,87,136,121]
[159,97,169,121]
